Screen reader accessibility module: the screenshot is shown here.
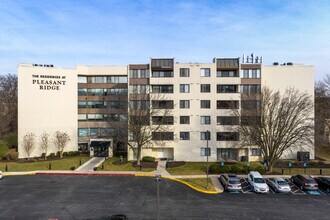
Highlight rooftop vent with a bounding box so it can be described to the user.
[287,62,293,66]
[273,62,279,66]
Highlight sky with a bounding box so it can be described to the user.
[0,0,329,80]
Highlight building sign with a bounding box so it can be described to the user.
[32,74,67,90]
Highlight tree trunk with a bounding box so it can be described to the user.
[136,144,142,165]
[60,151,63,158]
[44,154,47,160]
[268,160,275,173]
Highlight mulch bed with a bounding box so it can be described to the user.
[274,161,330,168]
[132,161,158,168]
[166,161,186,168]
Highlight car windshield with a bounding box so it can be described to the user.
[307,180,316,184]
[254,178,265,183]
[229,179,240,184]
[277,181,287,185]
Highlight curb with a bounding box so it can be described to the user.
[36,172,135,176]
[135,174,219,194]
[3,172,36,176]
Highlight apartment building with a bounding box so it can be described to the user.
[18,55,314,161]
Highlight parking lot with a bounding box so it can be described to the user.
[223,177,329,195]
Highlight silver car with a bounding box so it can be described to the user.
[267,177,291,193]
[220,173,242,192]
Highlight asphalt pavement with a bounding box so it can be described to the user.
[0,175,329,220]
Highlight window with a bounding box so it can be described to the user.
[180,132,190,140]
[201,100,210,108]
[108,88,127,95]
[217,100,239,109]
[217,85,238,93]
[180,100,190,109]
[78,128,88,137]
[88,101,104,108]
[78,76,87,83]
[241,100,260,109]
[87,76,107,83]
[107,114,127,122]
[152,132,174,140]
[241,69,261,78]
[90,128,99,136]
[241,116,261,126]
[152,116,174,125]
[87,114,104,121]
[78,101,87,108]
[152,85,173,93]
[251,148,261,156]
[100,128,115,137]
[200,116,211,125]
[152,71,173,77]
[108,101,126,109]
[78,88,87,96]
[217,70,238,77]
[78,114,87,121]
[217,116,239,125]
[130,69,149,78]
[240,85,261,94]
[180,84,190,93]
[180,116,190,124]
[88,89,105,96]
[180,68,190,77]
[130,85,149,94]
[201,84,210,93]
[131,100,150,109]
[152,100,174,109]
[200,148,211,156]
[200,68,211,77]
[107,76,128,83]
[201,132,211,140]
[216,132,240,141]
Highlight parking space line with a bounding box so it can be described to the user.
[284,178,306,195]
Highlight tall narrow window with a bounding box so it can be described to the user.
[200,68,211,77]
[180,84,190,93]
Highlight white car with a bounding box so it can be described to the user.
[247,171,269,193]
[0,171,2,179]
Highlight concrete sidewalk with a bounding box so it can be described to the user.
[75,157,105,171]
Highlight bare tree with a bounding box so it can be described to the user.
[315,74,330,150]
[233,87,314,172]
[0,73,17,136]
[22,133,36,159]
[54,131,70,158]
[40,132,50,160]
[128,92,173,165]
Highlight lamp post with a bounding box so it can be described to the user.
[206,130,210,189]
[155,174,161,220]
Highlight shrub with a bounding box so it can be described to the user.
[10,151,18,160]
[68,151,74,156]
[41,153,46,158]
[142,156,155,162]
[255,166,266,174]
[230,165,242,174]
[73,151,79,156]
[56,151,60,157]
[318,161,326,165]
[2,152,11,160]
[49,153,55,158]
[63,152,68,157]
[209,164,231,174]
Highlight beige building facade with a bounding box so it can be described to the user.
[18,56,315,161]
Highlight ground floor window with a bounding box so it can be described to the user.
[251,148,261,156]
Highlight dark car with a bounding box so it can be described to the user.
[291,174,318,191]
[219,173,242,192]
[315,177,330,193]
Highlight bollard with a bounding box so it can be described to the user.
[281,168,284,175]
[139,165,142,171]
[49,163,51,170]
[79,159,82,166]
[102,164,104,170]
[320,169,322,175]
[6,164,8,172]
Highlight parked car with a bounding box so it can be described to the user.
[266,177,291,193]
[291,174,318,191]
[314,177,330,193]
[0,171,2,179]
[247,171,269,193]
[219,173,242,192]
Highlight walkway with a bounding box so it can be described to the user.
[75,157,105,171]
[149,160,171,176]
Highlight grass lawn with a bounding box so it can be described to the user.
[167,161,264,175]
[167,162,210,175]
[99,157,156,172]
[181,178,215,191]
[273,167,330,175]
[0,156,90,172]
[315,149,330,161]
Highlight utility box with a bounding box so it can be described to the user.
[297,151,310,161]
